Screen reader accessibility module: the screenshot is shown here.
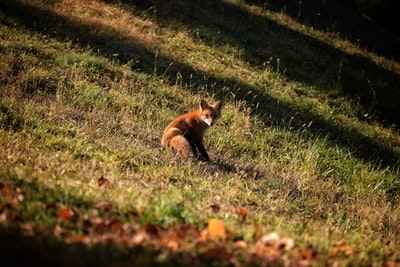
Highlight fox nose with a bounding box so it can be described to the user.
[210,122,214,126]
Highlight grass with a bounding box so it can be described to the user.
[1,0,400,265]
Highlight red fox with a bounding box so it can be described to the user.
[161,100,223,161]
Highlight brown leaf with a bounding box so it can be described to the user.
[235,206,249,221]
[98,176,110,187]
[94,223,109,234]
[384,261,399,267]
[279,237,295,250]
[257,232,280,247]
[330,242,353,257]
[210,204,220,213]
[21,223,34,236]
[108,219,123,232]
[0,207,8,222]
[133,232,149,245]
[264,247,281,258]
[90,215,104,225]
[256,232,295,251]
[16,193,24,202]
[302,248,317,260]
[170,224,201,239]
[144,222,159,237]
[201,246,232,261]
[254,241,281,259]
[233,240,248,250]
[58,207,73,221]
[53,224,64,236]
[207,219,226,238]
[65,235,90,244]
[254,224,264,240]
[160,234,182,252]
[0,186,14,198]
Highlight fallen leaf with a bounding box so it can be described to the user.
[258,232,280,246]
[330,242,353,257]
[58,207,73,221]
[90,215,104,225]
[233,240,248,250]
[383,261,398,267]
[207,219,226,238]
[210,204,220,213]
[171,224,201,240]
[53,224,63,236]
[144,222,159,237]
[133,232,149,245]
[302,248,317,261]
[94,223,109,234]
[160,234,182,252]
[201,246,231,261]
[256,232,295,251]
[16,193,24,202]
[254,224,264,240]
[0,208,8,222]
[65,235,90,244]
[0,185,14,199]
[108,219,123,232]
[98,176,110,187]
[21,223,34,236]
[280,237,295,250]
[235,206,249,221]
[264,247,281,258]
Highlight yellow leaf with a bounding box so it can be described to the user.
[207,219,226,238]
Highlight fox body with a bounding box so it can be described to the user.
[161,100,223,161]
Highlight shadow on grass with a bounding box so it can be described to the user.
[0,230,165,267]
[126,0,400,127]
[245,0,400,61]
[0,0,399,170]
[0,176,198,267]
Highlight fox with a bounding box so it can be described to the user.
[161,99,223,161]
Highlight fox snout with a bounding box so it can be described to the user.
[202,118,214,127]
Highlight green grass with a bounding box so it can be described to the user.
[1,0,400,266]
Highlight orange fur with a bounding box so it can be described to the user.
[161,100,223,161]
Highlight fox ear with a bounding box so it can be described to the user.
[200,99,208,110]
[214,100,223,112]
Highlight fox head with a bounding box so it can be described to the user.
[199,99,223,127]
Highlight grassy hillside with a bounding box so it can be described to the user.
[1,0,399,266]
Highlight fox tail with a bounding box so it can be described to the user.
[161,128,193,158]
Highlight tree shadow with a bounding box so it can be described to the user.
[245,0,400,61]
[1,0,399,169]
[124,0,400,127]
